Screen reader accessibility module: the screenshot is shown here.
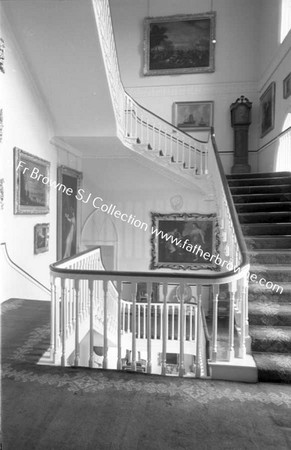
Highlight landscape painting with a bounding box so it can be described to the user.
[144,13,216,76]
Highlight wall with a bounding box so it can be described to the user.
[257,1,291,172]
[0,10,81,300]
[80,140,216,272]
[110,0,261,173]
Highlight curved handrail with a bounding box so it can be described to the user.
[210,128,249,268]
[1,242,51,293]
[50,256,249,285]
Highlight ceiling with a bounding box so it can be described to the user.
[2,0,116,145]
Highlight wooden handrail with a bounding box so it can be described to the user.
[1,242,51,293]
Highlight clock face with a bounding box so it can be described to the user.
[234,105,249,124]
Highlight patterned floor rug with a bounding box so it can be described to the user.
[2,298,291,450]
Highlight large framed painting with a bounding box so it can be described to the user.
[143,12,216,76]
[173,101,214,131]
[150,213,220,270]
[57,166,82,260]
[14,148,50,214]
[34,223,49,254]
[260,82,275,138]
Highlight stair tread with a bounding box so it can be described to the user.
[249,302,291,314]
[227,171,291,179]
[250,325,291,338]
[252,352,291,370]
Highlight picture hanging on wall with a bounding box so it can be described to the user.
[150,212,220,271]
[14,148,50,214]
[283,72,291,99]
[34,223,49,254]
[57,165,82,261]
[260,82,276,138]
[173,101,214,131]
[143,12,216,76]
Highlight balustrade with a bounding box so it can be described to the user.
[49,246,250,379]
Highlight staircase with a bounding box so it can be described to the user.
[228,171,291,383]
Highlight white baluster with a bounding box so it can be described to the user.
[146,282,152,373]
[89,279,94,368]
[239,279,247,358]
[228,281,236,360]
[103,280,108,369]
[159,304,162,339]
[127,302,130,332]
[195,285,202,377]
[74,279,80,366]
[179,284,185,377]
[211,285,219,362]
[131,282,137,371]
[117,280,122,370]
[161,283,168,375]
[143,304,146,339]
[51,278,57,361]
[61,278,67,367]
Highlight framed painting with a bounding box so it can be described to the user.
[143,12,216,76]
[150,212,220,270]
[260,82,275,138]
[34,223,49,254]
[283,72,291,99]
[14,148,50,214]
[173,101,214,131]
[57,166,82,260]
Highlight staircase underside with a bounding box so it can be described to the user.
[228,171,291,383]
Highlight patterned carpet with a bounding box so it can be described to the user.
[2,298,291,449]
[228,171,291,383]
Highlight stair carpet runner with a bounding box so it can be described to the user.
[227,171,291,383]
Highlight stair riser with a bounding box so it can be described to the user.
[233,194,291,203]
[249,253,291,264]
[251,338,291,354]
[242,224,291,235]
[248,290,291,304]
[239,213,291,224]
[230,185,291,195]
[235,203,291,213]
[256,370,291,383]
[245,237,291,250]
[227,171,291,179]
[249,314,291,327]
[229,177,291,187]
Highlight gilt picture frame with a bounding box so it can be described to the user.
[57,165,82,261]
[143,12,216,76]
[14,148,50,214]
[34,223,49,254]
[150,212,220,270]
[173,101,214,131]
[260,82,275,138]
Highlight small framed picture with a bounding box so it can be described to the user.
[34,223,49,254]
[14,148,50,214]
[260,82,276,138]
[143,13,216,76]
[283,72,291,99]
[173,101,214,131]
